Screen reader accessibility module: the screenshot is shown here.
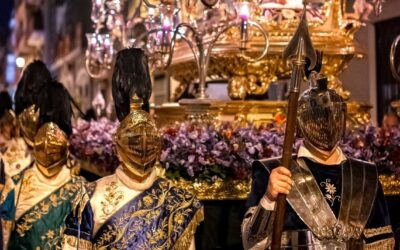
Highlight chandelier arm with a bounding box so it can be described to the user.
[131,26,200,72]
[166,28,200,73]
[203,21,242,79]
[390,35,400,82]
[131,28,173,68]
[171,23,207,98]
[173,23,204,58]
[240,20,269,63]
[132,28,160,47]
[202,19,269,87]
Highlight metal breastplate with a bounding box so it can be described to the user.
[281,230,363,250]
[286,158,378,241]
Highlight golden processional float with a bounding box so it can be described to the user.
[83,0,400,199]
[391,34,400,116]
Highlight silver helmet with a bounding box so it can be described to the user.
[297,76,347,152]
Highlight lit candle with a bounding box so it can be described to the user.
[162,16,171,31]
[148,7,155,16]
[103,35,111,49]
[239,2,250,21]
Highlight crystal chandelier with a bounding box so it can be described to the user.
[85,0,124,78]
[86,0,269,99]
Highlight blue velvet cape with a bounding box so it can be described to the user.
[64,178,203,249]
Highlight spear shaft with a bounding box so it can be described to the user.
[271,39,305,249]
[271,9,316,248]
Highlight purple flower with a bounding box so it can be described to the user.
[71,118,400,181]
[69,118,120,172]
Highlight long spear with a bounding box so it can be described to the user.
[270,7,316,249]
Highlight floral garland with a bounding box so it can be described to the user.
[341,125,400,175]
[69,118,120,172]
[69,118,400,180]
[161,122,400,180]
[161,121,301,181]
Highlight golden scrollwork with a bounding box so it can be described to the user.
[379,174,400,196]
[170,174,399,201]
[391,100,400,117]
[346,101,372,129]
[168,0,363,100]
[154,99,371,128]
[170,178,251,200]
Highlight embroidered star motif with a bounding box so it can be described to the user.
[320,179,341,206]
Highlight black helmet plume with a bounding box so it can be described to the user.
[36,80,73,136]
[15,60,52,115]
[0,91,12,118]
[112,48,152,121]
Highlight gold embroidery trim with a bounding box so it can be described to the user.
[1,176,13,203]
[71,179,94,224]
[100,181,124,218]
[172,207,204,250]
[19,172,38,200]
[62,235,92,250]
[364,237,395,250]
[39,227,64,249]
[16,177,83,237]
[363,225,393,238]
[93,180,202,250]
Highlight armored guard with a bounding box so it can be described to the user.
[62,48,203,250]
[0,61,52,184]
[241,75,394,249]
[1,81,87,249]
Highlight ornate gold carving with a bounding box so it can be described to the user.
[391,100,400,118]
[379,174,400,196]
[100,181,124,217]
[168,0,363,100]
[171,174,397,201]
[171,178,251,200]
[154,100,371,128]
[153,105,185,128]
[363,225,393,239]
[346,101,373,129]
